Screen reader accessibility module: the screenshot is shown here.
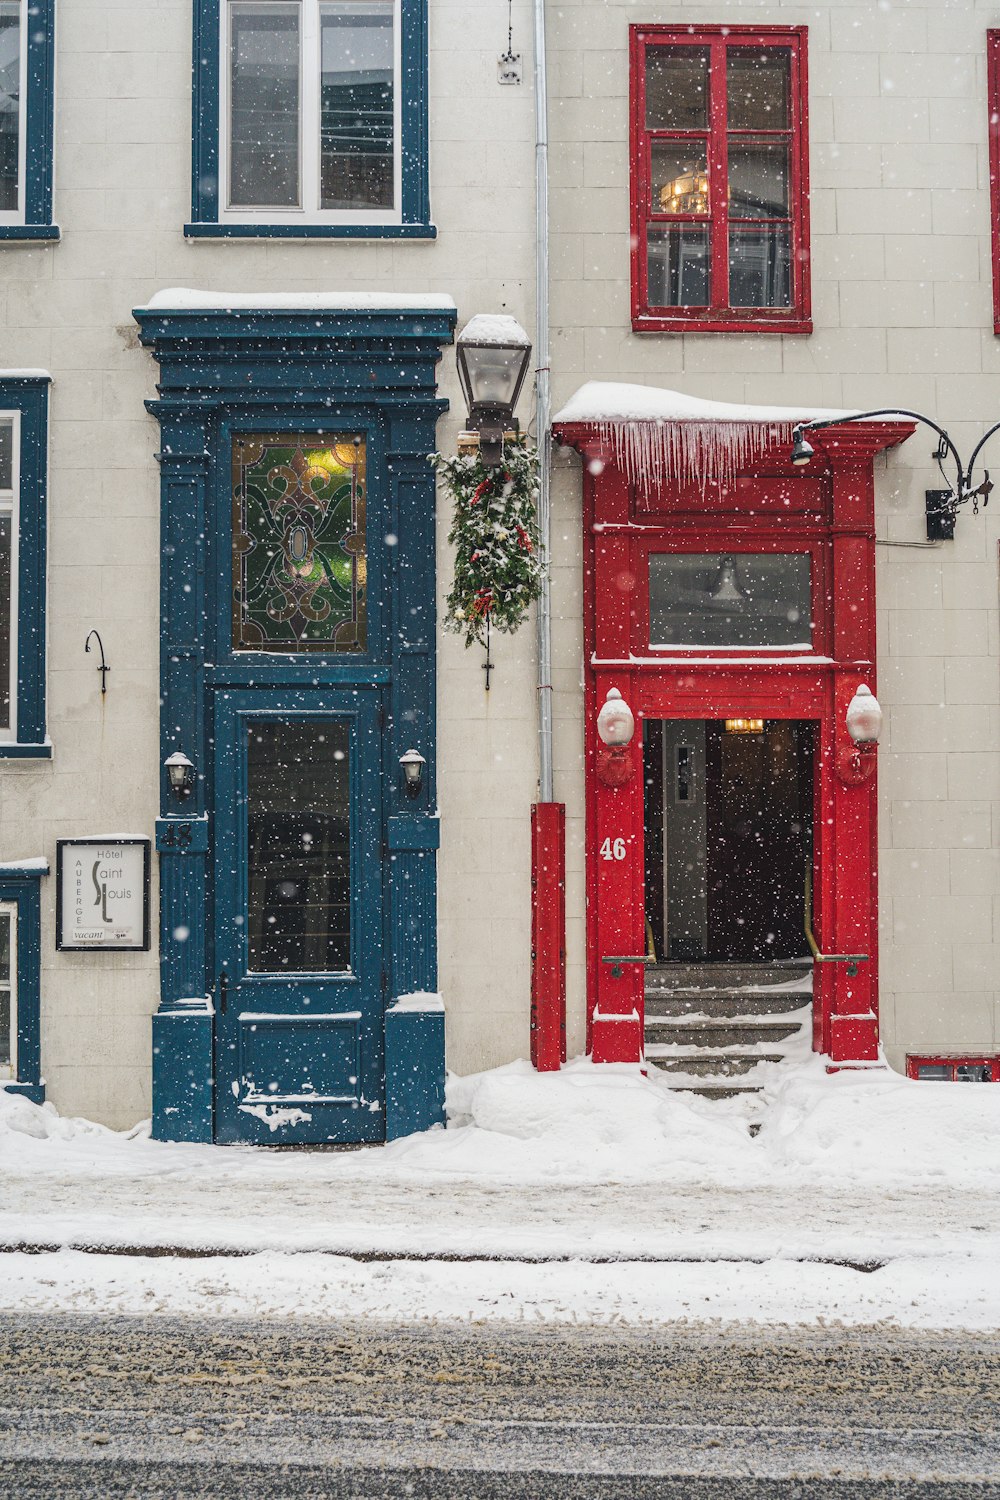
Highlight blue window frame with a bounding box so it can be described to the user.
[187,0,433,239]
[0,861,47,1104]
[0,0,57,241]
[0,374,50,757]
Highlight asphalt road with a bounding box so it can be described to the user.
[2,1312,999,1497]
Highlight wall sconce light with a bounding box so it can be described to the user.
[790,411,995,539]
[164,750,195,801]
[399,747,426,798]
[596,688,636,788]
[456,314,532,467]
[838,684,882,785]
[790,426,815,467]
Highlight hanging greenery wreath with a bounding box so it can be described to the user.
[430,442,544,649]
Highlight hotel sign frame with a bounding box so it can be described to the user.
[56,838,151,952]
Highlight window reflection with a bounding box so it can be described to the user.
[247,721,351,973]
[649,553,812,649]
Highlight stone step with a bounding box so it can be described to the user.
[663,1081,762,1099]
[644,992,810,1019]
[644,1051,786,1077]
[644,962,812,992]
[644,1018,805,1049]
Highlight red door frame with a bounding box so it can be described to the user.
[553,418,914,1067]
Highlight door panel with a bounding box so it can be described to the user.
[213,689,384,1144]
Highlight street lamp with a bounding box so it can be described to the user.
[456,314,532,467]
[595,687,636,787]
[790,410,995,540]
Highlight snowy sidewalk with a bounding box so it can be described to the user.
[2,1058,999,1328]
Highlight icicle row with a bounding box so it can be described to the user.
[593,419,797,496]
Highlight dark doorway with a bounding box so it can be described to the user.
[645,719,813,963]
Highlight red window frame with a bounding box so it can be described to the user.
[630,25,811,335]
[906,1055,1000,1082]
[988,33,1000,334]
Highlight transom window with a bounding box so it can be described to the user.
[649,552,812,650]
[630,26,810,333]
[223,0,400,224]
[231,433,367,652]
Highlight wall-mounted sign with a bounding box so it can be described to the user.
[56,839,151,952]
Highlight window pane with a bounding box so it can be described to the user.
[647,225,709,307]
[729,226,791,308]
[651,143,708,215]
[247,720,350,973]
[649,553,812,648]
[321,1,394,211]
[729,141,790,220]
[645,47,708,131]
[230,2,300,209]
[0,2,18,214]
[0,516,10,728]
[727,49,790,131]
[917,1064,951,1081]
[232,434,367,652]
[0,421,11,489]
[956,1064,992,1083]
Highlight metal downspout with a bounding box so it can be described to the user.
[533,0,553,802]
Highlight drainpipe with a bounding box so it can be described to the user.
[529,0,566,1071]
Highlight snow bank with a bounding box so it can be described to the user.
[441,1058,758,1181]
[759,1063,1000,1189]
[3,1247,998,1329]
[0,1087,146,1145]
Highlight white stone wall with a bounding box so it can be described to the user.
[544,0,1000,1076]
[0,0,997,1126]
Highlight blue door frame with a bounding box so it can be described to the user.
[136,300,456,1145]
[213,688,384,1145]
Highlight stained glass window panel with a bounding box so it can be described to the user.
[232,433,366,652]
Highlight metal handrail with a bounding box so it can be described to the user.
[804,869,868,978]
[602,955,655,979]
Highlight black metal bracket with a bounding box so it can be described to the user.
[84,630,110,695]
[925,490,957,542]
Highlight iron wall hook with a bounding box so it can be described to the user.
[84,630,110,695]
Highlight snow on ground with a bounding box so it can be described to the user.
[2,1057,998,1329]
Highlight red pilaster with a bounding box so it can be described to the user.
[530,802,567,1070]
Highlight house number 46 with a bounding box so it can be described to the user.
[599,837,627,861]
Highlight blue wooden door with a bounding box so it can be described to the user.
[212,688,385,1144]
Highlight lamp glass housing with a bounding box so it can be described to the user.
[455,315,532,423]
[597,688,635,747]
[845,684,882,746]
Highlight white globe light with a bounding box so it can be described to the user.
[597,687,635,747]
[846,684,883,746]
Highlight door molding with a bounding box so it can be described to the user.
[555,415,915,1068]
[136,301,457,1142]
